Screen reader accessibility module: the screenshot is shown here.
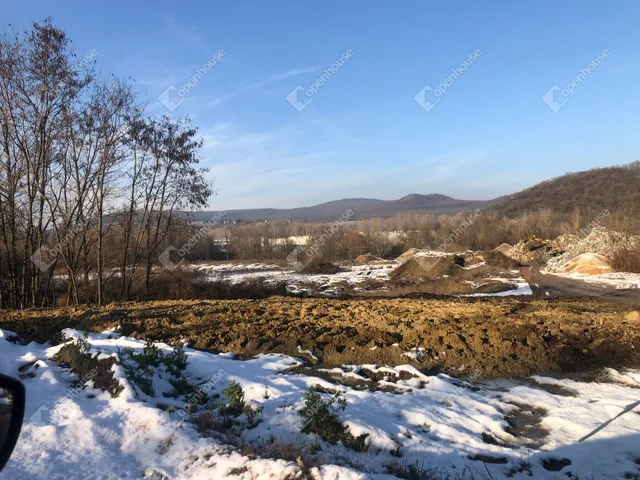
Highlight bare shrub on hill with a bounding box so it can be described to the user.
[611,244,640,274]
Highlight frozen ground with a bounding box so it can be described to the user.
[552,272,640,290]
[2,328,639,479]
[194,261,533,297]
[467,276,533,297]
[195,262,395,295]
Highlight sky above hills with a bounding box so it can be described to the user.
[2,1,640,209]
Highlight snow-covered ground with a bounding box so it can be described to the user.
[194,261,534,297]
[2,329,639,479]
[553,272,640,290]
[467,275,534,297]
[195,262,395,295]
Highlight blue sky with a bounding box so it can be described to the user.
[2,1,640,209]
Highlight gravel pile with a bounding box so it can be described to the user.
[546,227,640,273]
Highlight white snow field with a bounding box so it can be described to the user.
[1,328,639,479]
[196,262,395,296]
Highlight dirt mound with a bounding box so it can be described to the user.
[502,236,564,266]
[298,258,340,274]
[553,234,579,251]
[355,253,382,264]
[390,253,463,282]
[3,297,640,379]
[494,243,513,255]
[55,342,123,397]
[395,248,422,263]
[477,251,521,269]
[554,253,614,275]
[546,227,640,273]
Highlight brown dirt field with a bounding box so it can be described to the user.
[2,296,639,379]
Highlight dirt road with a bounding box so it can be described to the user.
[1,296,639,379]
[521,266,640,300]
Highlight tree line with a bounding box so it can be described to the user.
[179,203,640,265]
[0,20,212,308]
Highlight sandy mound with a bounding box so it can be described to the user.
[355,253,383,264]
[554,253,614,275]
[390,253,462,282]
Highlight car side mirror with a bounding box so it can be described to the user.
[0,374,25,472]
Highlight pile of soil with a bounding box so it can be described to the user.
[553,234,579,251]
[477,251,521,269]
[389,254,463,282]
[553,253,614,275]
[299,258,340,274]
[54,342,123,397]
[355,253,383,264]
[2,296,639,379]
[395,248,422,264]
[500,236,563,265]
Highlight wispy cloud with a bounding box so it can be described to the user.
[200,122,492,209]
[163,17,212,54]
[208,66,320,106]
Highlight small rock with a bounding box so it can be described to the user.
[625,311,639,322]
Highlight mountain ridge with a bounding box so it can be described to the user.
[187,163,640,223]
[189,193,498,222]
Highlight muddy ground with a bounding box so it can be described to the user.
[2,295,639,379]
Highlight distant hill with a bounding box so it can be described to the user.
[491,163,640,217]
[185,163,640,223]
[190,194,497,222]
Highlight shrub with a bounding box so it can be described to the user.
[300,389,347,443]
[222,380,246,416]
[611,244,640,273]
[118,341,190,397]
[218,380,263,428]
[141,340,163,367]
[170,375,193,395]
[222,435,321,477]
[300,387,368,450]
[166,343,188,372]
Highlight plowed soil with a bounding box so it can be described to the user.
[1,296,639,378]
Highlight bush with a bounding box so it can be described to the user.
[611,244,640,273]
[222,380,246,416]
[300,387,368,450]
[215,380,263,428]
[118,341,190,397]
[167,343,188,372]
